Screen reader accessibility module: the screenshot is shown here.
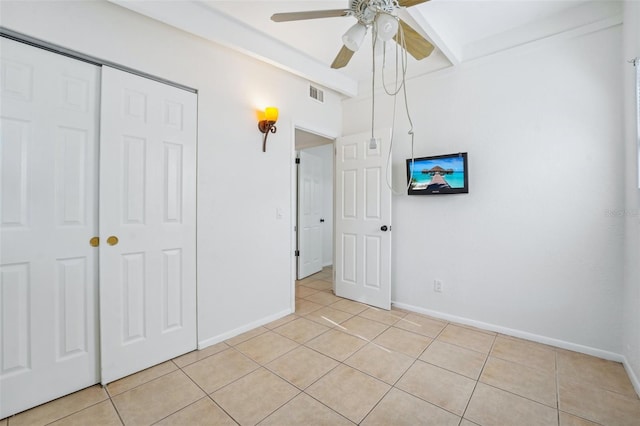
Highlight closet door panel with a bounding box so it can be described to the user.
[0,38,100,419]
[99,67,197,384]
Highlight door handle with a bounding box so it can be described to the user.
[89,237,99,247]
[320,218,325,223]
[380,225,388,232]
[106,236,119,246]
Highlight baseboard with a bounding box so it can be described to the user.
[622,355,640,397]
[197,308,293,350]
[392,301,625,363]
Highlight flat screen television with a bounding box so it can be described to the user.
[406,152,468,195]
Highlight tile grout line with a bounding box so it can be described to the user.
[173,353,242,425]
[107,397,126,426]
[457,328,497,423]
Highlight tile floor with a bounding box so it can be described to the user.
[3,267,640,426]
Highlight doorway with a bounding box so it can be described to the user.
[294,128,334,288]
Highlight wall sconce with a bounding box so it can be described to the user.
[258,106,278,152]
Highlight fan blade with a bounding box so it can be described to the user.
[394,19,435,60]
[331,45,355,69]
[398,0,429,7]
[271,9,351,22]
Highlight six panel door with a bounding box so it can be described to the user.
[0,38,101,418]
[334,130,392,310]
[298,149,323,279]
[99,67,197,384]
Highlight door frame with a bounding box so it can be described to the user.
[290,123,337,313]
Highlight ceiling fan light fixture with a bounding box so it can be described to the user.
[342,22,367,51]
[375,12,398,42]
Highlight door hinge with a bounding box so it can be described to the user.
[295,158,300,164]
[295,250,300,257]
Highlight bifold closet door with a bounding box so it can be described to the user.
[99,67,197,384]
[0,38,101,418]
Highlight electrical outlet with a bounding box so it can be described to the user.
[433,280,443,293]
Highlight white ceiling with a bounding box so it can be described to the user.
[110,0,623,97]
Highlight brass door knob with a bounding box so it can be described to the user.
[107,236,119,246]
[89,237,99,247]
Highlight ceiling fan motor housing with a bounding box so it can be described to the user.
[350,0,397,25]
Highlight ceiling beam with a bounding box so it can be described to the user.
[107,0,358,97]
[399,7,461,66]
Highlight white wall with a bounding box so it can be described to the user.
[302,144,334,267]
[622,0,640,394]
[0,0,343,346]
[343,25,626,356]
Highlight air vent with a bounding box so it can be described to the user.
[309,84,324,103]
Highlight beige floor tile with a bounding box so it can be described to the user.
[295,286,319,299]
[465,383,558,426]
[48,400,121,426]
[106,361,178,396]
[154,397,236,426]
[361,388,460,426]
[491,335,556,372]
[559,411,600,426]
[306,365,390,424]
[225,326,269,346]
[172,343,230,368]
[211,368,299,426]
[480,356,557,407]
[557,350,637,397]
[345,343,414,385]
[112,370,205,425]
[264,314,298,330]
[304,291,342,306]
[295,299,324,316]
[182,348,259,393]
[338,316,389,341]
[558,375,640,426]
[330,299,369,315]
[420,340,487,380]
[266,346,338,389]
[394,313,448,338]
[460,420,481,426]
[259,393,354,426]
[358,307,406,326]
[235,331,299,364]
[301,279,333,291]
[8,385,108,426]
[273,317,330,344]
[395,360,475,416]
[305,329,368,361]
[372,326,433,358]
[304,306,353,326]
[437,324,495,354]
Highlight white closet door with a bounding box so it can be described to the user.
[0,38,100,418]
[99,67,197,384]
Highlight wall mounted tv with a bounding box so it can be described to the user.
[406,152,468,195]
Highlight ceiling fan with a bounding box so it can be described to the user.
[271,0,435,69]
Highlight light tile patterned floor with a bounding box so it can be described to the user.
[4,267,640,425]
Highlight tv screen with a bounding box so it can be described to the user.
[406,153,468,195]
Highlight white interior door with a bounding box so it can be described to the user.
[297,150,323,279]
[335,129,392,309]
[0,38,100,418]
[99,67,197,384]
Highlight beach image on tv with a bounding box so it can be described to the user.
[409,156,466,192]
